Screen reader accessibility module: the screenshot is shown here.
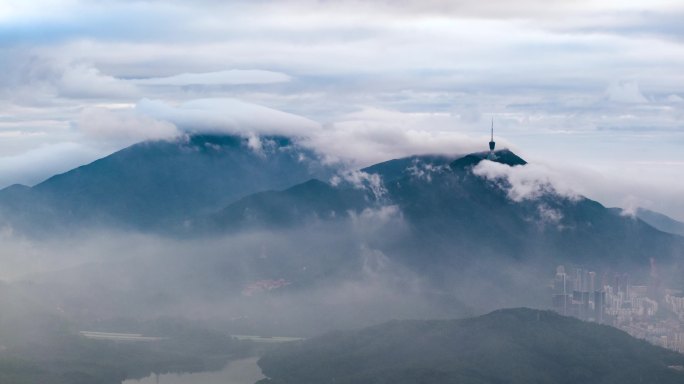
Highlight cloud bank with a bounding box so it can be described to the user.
[78,107,180,144]
[136,98,321,137]
[473,160,580,202]
[134,69,291,86]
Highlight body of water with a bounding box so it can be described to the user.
[122,357,265,384]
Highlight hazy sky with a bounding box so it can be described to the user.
[1,0,683,219]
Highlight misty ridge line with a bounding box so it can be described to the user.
[0,134,678,326]
[0,132,680,273]
[0,134,681,384]
[0,132,608,230]
[0,132,476,233]
[0,132,679,302]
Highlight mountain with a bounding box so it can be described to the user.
[635,208,684,237]
[2,140,683,344]
[3,140,683,313]
[209,178,370,230]
[360,154,456,183]
[257,308,684,384]
[0,134,334,233]
[208,149,684,280]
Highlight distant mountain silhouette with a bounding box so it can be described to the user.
[0,134,335,233]
[257,308,684,384]
[635,208,684,237]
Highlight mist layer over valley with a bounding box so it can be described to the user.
[0,133,682,383]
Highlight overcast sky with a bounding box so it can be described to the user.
[1,0,683,219]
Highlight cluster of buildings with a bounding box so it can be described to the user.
[551,265,684,353]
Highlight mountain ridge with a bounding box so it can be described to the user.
[0,136,682,291]
[0,134,335,233]
[205,148,683,280]
[635,207,684,237]
[257,307,684,384]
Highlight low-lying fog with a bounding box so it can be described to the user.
[0,213,552,340]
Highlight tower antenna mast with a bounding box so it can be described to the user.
[488,117,496,151]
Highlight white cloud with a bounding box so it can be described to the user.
[407,161,448,182]
[472,160,580,202]
[129,98,498,171]
[605,81,648,104]
[618,195,641,218]
[331,169,387,200]
[349,205,405,235]
[471,156,684,222]
[245,133,263,154]
[0,142,106,187]
[307,108,486,167]
[58,63,138,99]
[562,161,684,222]
[136,98,321,137]
[537,204,563,225]
[78,107,179,145]
[134,69,291,86]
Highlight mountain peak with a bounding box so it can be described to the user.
[450,148,527,169]
[0,133,336,234]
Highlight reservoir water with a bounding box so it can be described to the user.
[122,357,265,384]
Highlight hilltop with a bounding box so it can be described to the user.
[258,308,684,384]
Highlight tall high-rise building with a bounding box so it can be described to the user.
[553,266,569,316]
[594,290,605,324]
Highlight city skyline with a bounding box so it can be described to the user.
[552,264,684,353]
